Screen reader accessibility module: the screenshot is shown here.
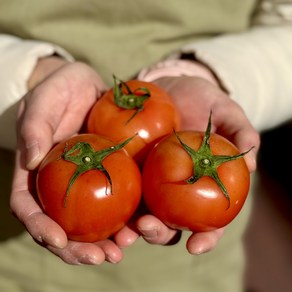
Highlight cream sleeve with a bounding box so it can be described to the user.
[0,34,74,150]
[175,25,292,132]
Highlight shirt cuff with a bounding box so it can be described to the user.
[137,59,218,86]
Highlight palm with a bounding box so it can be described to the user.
[155,76,226,131]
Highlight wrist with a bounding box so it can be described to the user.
[138,59,219,86]
[27,55,69,90]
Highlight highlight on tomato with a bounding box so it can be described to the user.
[86,75,181,166]
[142,112,253,232]
[36,133,142,242]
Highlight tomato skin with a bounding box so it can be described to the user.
[86,79,181,166]
[36,134,142,242]
[142,131,250,232]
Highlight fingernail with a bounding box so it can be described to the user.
[139,228,158,239]
[107,256,119,264]
[79,255,101,265]
[190,245,209,255]
[26,141,40,169]
[42,234,67,249]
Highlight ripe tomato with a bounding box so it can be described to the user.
[36,133,142,242]
[86,76,181,166]
[142,113,252,232]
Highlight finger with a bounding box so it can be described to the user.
[186,227,225,255]
[136,214,181,245]
[113,225,140,248]
[96,240,124,264]
[47,241,106,265]
[19,63,106,170]
[233,127,260,173]
[10,150,67,249]
[48,239,124,265]
[213,104,260,172]
[10,188,68,249]
[17,97,55,170]
[19,79,81,169]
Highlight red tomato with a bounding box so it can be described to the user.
[36,134,142,242]
[142,114,251,232]
[86,76,181,166]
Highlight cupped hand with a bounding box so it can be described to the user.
[135,75,260,254]
[10,58,138,264]
[155,76,260,172]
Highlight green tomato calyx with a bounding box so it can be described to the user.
[61,135,136,207]
[113,75,151,124]
[174,111,253,209]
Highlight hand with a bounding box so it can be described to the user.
[135,75,260,254]
[10,57,138,264]
[155,76,259,172]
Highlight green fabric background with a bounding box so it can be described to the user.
[0,0,256,85]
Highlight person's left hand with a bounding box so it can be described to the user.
[130,75,260,254]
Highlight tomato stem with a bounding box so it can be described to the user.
[113,75,151,124]
[61,134,136,207]
[174,111,253,209]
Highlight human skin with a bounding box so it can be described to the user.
[9,56,260,264]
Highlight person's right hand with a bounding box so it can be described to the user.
[9,57,139,264]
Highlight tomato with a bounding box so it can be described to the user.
[142,113,252,232]
[36,133,142,242]
[86,76,181,166]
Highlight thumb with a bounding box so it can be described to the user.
[17,98,55,170]
[24,136,52,170]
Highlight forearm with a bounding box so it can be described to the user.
[139,25,292,132]
[27,56,69,91]
[0,34,73,150]
[174,25,292,132]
